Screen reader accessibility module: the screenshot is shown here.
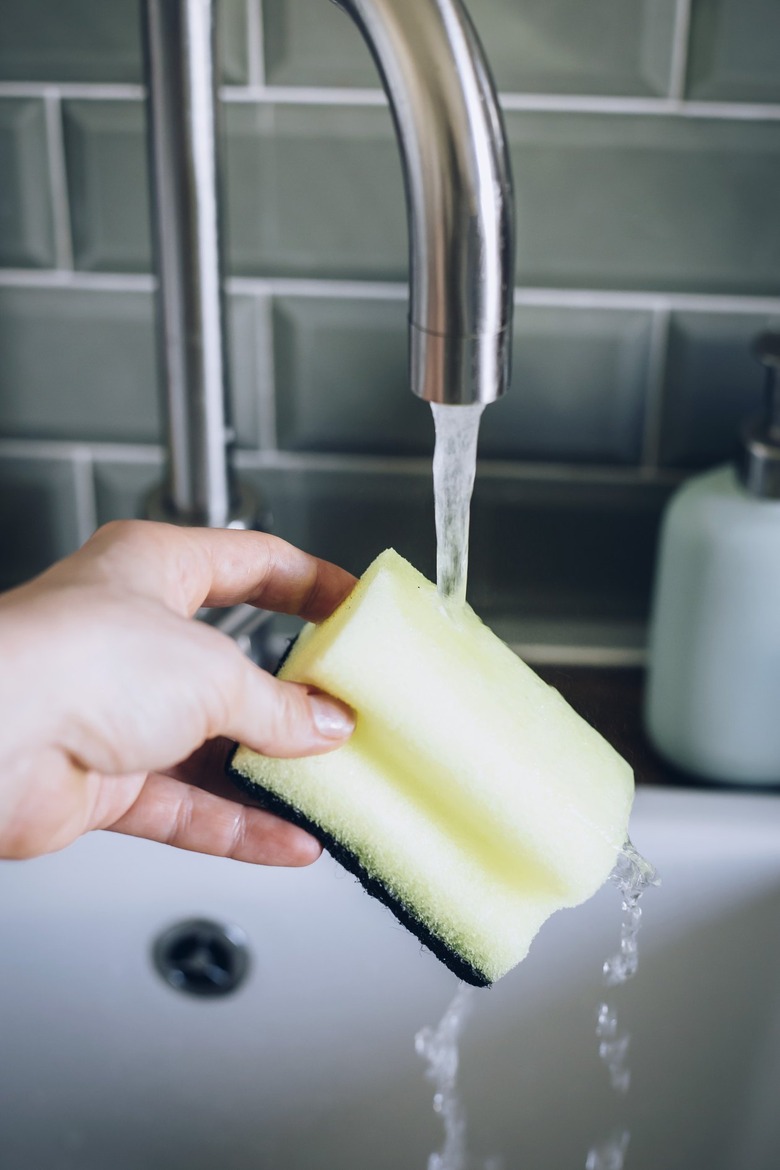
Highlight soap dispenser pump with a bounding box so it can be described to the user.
[644,332,780,785]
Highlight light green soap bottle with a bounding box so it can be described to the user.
[644,332,780,785]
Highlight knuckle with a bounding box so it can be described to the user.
[92,518,145,548]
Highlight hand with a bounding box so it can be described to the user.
[0,521,357,864]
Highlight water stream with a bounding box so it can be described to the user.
[431,402,484,604]
[416,843,659,1170]
[415,984,476,1170]
[424,402,659,1169]
[418,402,488,1170]
[585,841,660,1170]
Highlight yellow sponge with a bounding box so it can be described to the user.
[229,549,633,985]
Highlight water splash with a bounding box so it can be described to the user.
[603,841,659,988]
[431,403,484,606]
[585,841,660,1169]
[586,1129,631,1170]
[415,984,475,1170]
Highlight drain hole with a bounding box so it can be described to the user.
[153,918,250,997]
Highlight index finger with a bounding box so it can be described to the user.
[79,521,358,621]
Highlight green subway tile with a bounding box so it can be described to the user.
[0,99,55,268]
[64,101,407,280]
[263,0,677,97]
[224,103,407,279]
[235,465,667,623]
[0,0,248,84]
[0,455,82,589]
[227,294,266,448]
[659,312,774,468]
[235,465,436,579]
[0,0,140,83]
[262,0,369,88]
[273,296,651,463]
[92,457,666,622]
[687,0,780,103]
[508,112,780,296]
[94,459,435,577]
[0,287,262,446]
[469,477,671,621]
[64,100,780,294]
[220,0,251,85]
[0,287,159,443]
[94,456,165,523]
[273,297,429,454]
[482,307,651,464]
[63,100,151,273]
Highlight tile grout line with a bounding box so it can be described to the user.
[229,276,408,300]
[639,307,672,471]
[0,82,144,100]
[1,80,780,121]
[2,267,780,316]
[223,83,387,106]
[668,0,693,103]
[0,269,155,291]
[0,438,164,463]
[245,0,266,88]
[43,90,74,271]
[226,87,780,121]
[0,436,686,486]
[72,446,99,543]
[234,448,686,486]
[253,293,279,452]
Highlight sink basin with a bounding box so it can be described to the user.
[2,784,779,1170]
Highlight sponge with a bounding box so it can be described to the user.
[229,549,633,986]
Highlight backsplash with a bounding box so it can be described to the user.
[1,0,779,654]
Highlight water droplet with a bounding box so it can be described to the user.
[586,1129,630,1170]
[589,841,659,1158]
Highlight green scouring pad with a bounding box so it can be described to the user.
[228,549,634,987]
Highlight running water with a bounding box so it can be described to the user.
[417,404,489,1170]
[431,403,485,605]
[602,842,658,989]
[585,840,660,1170]
[415,985,475,1170]
[428,400,659,1170]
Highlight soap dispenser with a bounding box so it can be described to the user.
[644,331,780,785]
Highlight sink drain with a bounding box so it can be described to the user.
[152,918,250,997]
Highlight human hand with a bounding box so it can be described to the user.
[0,521,357,864]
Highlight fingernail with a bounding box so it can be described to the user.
[310,693,355,739]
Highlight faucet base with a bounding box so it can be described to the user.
[144,479,266,532]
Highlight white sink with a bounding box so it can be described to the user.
[2,785,779,1170]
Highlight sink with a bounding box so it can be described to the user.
[2,784,780,1170]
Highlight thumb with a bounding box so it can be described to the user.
[220,650,355,759]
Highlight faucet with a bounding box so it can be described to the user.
[139,0,514,641]
[334,0,514,408]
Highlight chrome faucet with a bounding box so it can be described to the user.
[335,0,514,408]
[140,0,513,535]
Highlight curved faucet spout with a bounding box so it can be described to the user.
[335,0,515,405]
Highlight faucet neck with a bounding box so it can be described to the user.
[336,0,515,405]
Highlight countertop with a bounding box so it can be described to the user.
[534,665,780,793]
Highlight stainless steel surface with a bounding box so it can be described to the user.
[144,479,261,530]
[337,0,514,405]
[141,0,516,525]
[141,0,243,527]
[199,599,278,667]
[738,331,780,499]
